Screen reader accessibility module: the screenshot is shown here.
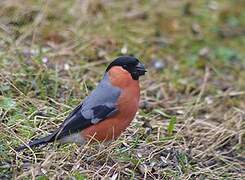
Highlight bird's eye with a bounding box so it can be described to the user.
[123,65,127,69]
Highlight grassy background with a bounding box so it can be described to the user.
[0,0,244,179]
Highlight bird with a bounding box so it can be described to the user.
[16,56,146,151]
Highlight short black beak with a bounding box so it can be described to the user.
[135,62,147,76]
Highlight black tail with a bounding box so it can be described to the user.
[16,133,56,151]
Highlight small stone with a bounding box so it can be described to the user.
[199,47,211,59]
[42,57,48,63]
[208,1,219,11]
[177,110,185,115]
[98,49,106,58]
[137,152,143,158]
[205,97,213,104]
[121,45,127,54]
[151,59,165,71]
[191,23,201,35]
[64,63,70,70]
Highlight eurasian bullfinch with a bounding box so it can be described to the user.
[16,56,146,151]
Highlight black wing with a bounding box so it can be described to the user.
[54,104,118,140]
[53,73,121,139]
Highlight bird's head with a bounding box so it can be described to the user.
[106,56,147,80]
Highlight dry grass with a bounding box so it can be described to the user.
[0,0,245,179]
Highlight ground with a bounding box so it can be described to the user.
[0,0,244,179]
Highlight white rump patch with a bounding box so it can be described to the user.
[59,133,85,145]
